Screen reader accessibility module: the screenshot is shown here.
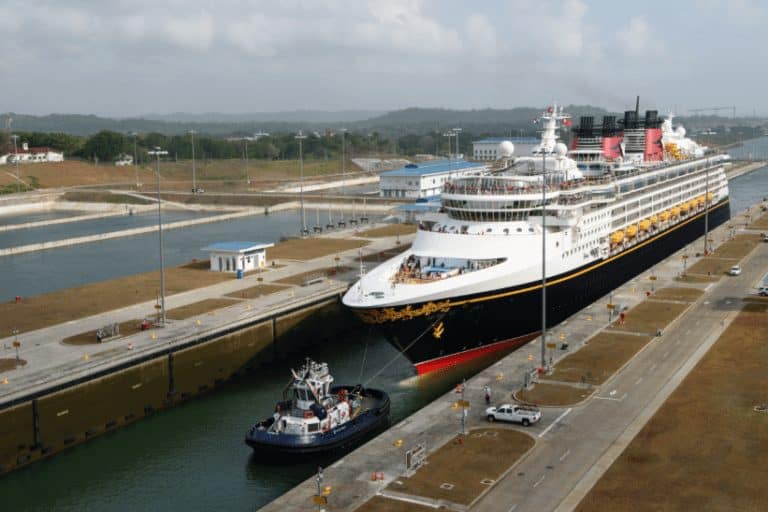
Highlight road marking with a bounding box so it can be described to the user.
[649,363,657,372]
[507,505,518,512]
[635,377,643,385]
[609,389,617,396]
[595,393,628,402]
[559,449,571,461]
[538,408,572,438]
[533,475,546,488]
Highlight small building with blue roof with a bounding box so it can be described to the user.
[379,159,487,199]
[201,241,274,273]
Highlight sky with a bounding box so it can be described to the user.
[0,0,765,117]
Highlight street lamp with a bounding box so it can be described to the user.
[189,130,197,192]
[541,149,548,369]
[10,134,19,193]
[295,131,308,236]
[130,132,139,189]
[148,147,169,325]
[11,328,19,361]
[244,138,250,186]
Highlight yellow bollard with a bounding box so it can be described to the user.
[195,319,201,326]
[83,353,90,361]
[393,439,403,448]
[496,373,504,382]
[1,378,9,385]
[151,333,157,340]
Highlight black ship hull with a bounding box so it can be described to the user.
[244,387,390,456]
[352,200,731,374]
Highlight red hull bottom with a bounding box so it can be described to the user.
[413,332,540,375]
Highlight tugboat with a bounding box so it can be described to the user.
[245,359,390,455]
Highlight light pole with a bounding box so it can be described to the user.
[189,130,197,192]
[130,132,139,189]
[340,128,347,196]
[295,131,308,236]
[703,158,710,255]
[541,150,548,370]
[148,147,169,325]
[11,134,19,193]
[244,139,250,186]
[452,127,462,160]
[11,328,19,361]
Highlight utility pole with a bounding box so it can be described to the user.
[295,131,308,236]
[148,147,169,325]
[704,158,710,255]
[11,134,19,193]
[131,132,139,189]
[244,138,250,186]
[189,130,197,192]
[541,150,547,370]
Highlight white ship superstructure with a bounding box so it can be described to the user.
[343,103,731,374]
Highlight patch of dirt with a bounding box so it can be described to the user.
[541,332,653,385]
[361,244,411,263]
[0,261,231,335]
[387,428,534,506]
[576,302,768,511]
[10,161,142,188]
[0,358,27,373]
[686,256,739,277]
[650,287,704,303]
[608,300,689,336]
[225,284,289,299]
[710,234,761,259]
[515,382,595,406]
[356,496,436,512]
[267,238,369,261]
[675,274,719,284]
[274,267,352,286]
[748,208,768,230]
[165,298,241,320]
[357,224,417,238]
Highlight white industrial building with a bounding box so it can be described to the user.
[202,241,274,274]
[3,142,64,164]
[472,137,540,161]
[379,159,488,199]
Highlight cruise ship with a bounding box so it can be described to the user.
[343,103,730,374]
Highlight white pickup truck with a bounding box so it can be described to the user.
[485,404,541,426]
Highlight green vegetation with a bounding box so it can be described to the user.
[62,191,153,204]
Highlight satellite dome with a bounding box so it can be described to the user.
[497,141,515,157]
[554,142,568,157]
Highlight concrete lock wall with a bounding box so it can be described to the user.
[36,358,169,454]
[172,321,273,399]
[0,402,35,473]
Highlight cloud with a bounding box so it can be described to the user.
[164,12,215,51]
[616,16,665,56]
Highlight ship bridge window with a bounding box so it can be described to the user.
[307,422,319,433]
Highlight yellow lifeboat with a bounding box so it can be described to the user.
[671,207,681,218]
[660,211,670,222]
[681,202,690,214]
[626,225,638,238]
[707,192,713,202]
[639,219,651,232]
[689,199,698,211]
[697,195,705,207]
[610,230,625,245]
[650,214,659,226]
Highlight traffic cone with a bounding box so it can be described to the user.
[379,472,384,481]
[128,343,134,350]
[371,472,378,481]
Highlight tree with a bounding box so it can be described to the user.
[81,130,127,162]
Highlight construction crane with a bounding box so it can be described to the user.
[688,106,736,119]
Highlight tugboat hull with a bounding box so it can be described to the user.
[245,387,390,456]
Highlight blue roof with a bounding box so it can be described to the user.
[474,137,540,144]
[201,241,273,253]
[381,159,486,177]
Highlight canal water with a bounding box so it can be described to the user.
[0,210,216,249]
[1,148,767,511]
[1,210,381,298]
